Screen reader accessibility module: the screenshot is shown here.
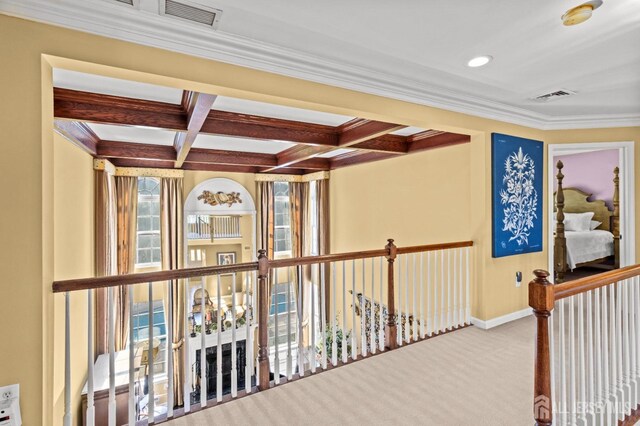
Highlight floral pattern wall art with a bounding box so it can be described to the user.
[492,133,543,258]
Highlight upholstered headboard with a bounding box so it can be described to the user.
[554,187,612,232]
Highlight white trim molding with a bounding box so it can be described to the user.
[471,308,533,330]
[2,0,639,131]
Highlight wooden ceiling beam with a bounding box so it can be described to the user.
[54,88,187,130]
[338,118,406,147]
[351,134,408,154]
[261,145,334,172]
[407,132,470,153]
[185,148,277,167]
[54,119,99,155]
[202,110,338,146]
[174,91,218,168]
[97,140,176,161]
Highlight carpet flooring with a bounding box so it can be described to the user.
[169,317,535,425]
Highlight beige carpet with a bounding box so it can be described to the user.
[169,317,535,426]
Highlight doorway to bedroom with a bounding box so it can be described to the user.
[548,141,636,283]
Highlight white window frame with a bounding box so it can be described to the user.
[136,177,161,268]
[273,181,292,258]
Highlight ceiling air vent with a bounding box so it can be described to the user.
[101,0,138,7]
[532,89,577,102]
[160,0,222,29]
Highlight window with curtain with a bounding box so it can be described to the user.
[136,177,161,266]
[274,181,292,257]
[268,282,298,347]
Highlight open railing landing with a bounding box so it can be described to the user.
[529,264,640,426]
[54,239,473,425]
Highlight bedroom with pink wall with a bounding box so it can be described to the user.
[554,148,619,210]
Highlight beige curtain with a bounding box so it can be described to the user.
[290,182,312,357]
[256,181,275,259]
[315,179,331,319]
[114,176,137,351]
[160,177,184,407]
[95,169,117,355]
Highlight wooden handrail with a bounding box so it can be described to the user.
[52,239,474,293]
[553,263,640,300]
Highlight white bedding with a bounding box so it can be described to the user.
[565,230,614,270]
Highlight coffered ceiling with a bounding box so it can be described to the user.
[53,69,469,174]
[2,0,639,130]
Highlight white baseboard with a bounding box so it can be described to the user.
[471,307,533,330]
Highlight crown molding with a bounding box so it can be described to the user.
[2,0,639,131]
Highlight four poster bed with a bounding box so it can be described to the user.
[553,160,621,283]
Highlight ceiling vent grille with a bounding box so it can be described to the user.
[532,89,577,102]
[161,0,222,29]
[114,0,134,4]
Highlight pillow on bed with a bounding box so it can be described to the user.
[589,220,602,231]
[563,212,595,232]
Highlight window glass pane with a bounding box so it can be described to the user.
[136,177,161,265]
[139,201,151,216]
[152,216,160,231]
[152,248,161,263]
[138,249,151,264]
[138,217,151,232]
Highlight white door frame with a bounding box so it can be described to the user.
[547,141,636,279]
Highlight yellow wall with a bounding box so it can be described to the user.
[0,13,638,424]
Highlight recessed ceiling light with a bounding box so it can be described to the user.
[562,0,603,26]
[467,55,493,68]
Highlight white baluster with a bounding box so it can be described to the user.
[167,279,174,417]
[433,251,438,335]
[200,278,206,407]
[594,288,603,424]
[245,272,253,393]
[311,263,317,372]
[412,254,417,342]
[286,267,293,379]
[351,260,357,360]
[426,251,431,337]
[440,250,445,334]
[370,258,376,354]
[449,250,458,329]
[549,302,556,419]
[611,283,620,421]
[273,269,280,384]
[147,283,155,423]
[342,261,347,363]
[602,285,612,423]
[630,279,638,409]
[579,293,587,423]
[569,295,576,425]
[397,255,402,347]
[332,262,337,366]
[447,249,452,331]
[127,288,134,426]
[404,255,410,343]
[216,274,223,402]
[586,290,595,423]
[64,292,71,426]
[361,259,366,357]
[183,279,191,413]
[231,274,237,397]
[558,298,567,426]
[458,248,464,327]
[108,287,116,426]
[465,247,471,325]
[87,291,96,426]
[419,252,424,339]
[321,264,327,369]
[378,257,384,352]
[297,265,305,377]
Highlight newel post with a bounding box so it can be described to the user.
[385,239,398,350]
[257,249,271,391]
[529,269,554,426]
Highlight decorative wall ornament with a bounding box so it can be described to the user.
[492,133,543,258]
[197,190,242,207]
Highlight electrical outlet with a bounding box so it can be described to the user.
[515,271,522,288]
[0,384,19,401]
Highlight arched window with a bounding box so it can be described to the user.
[136,177,161,266]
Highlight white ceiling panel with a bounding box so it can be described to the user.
[53,69,183,104]
[87,123,177,146]
[391,126,428,136]
[317,148,354,158]
[214,96,354,126]
[193,134,296,154]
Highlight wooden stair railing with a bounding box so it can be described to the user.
[53,238,473,426]
[529,264,640,426]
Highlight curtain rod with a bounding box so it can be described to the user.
[94,159,184,178]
